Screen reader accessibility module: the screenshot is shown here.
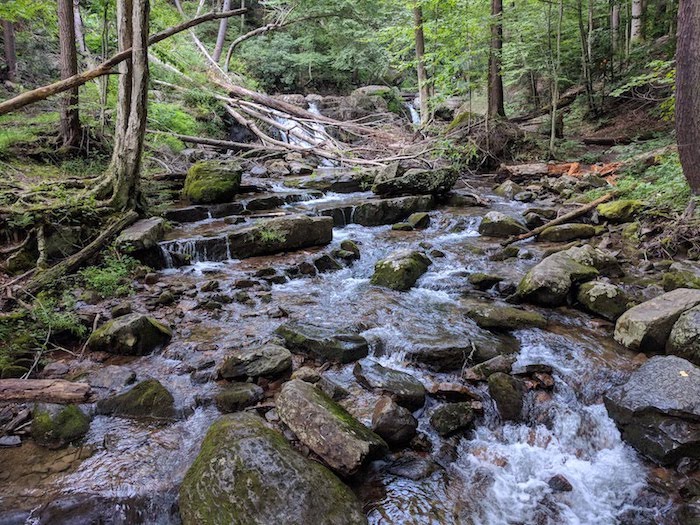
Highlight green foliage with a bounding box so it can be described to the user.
[256,226,287,245]
[79,252,142,298]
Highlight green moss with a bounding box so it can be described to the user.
[183,161,242,204]
[597,199,646,222]
[32,405,90,448]
[662,271,700,292]
[96,379,176,421]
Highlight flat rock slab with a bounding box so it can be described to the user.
[276,322,368,363]
[276,379,388,476]
[614,288,700,352]
[317,195,435,227]
[219,344,292,380]
[353,359,426,409]
[116,217,165,251]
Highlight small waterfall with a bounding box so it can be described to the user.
[405,101,421,126]
[159,239,206,268]
[273,102,327,149]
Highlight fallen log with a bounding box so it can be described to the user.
[581,136,633,146]
[146,129,281,152]
[496,162,550,182]
[502,193,614,246]
[0,8,246,115]
[0,379,94,404]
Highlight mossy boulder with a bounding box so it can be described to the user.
[275,322,368,363]
[31,405,90,449]
[662,271,700,292]
[353,358,426,409]
[370,250,431,291]
[478,211,528,238]
[466,304,546,331]
[576,281,631,321]
[219,344,292,380]
[214,383,264,413]
[96,379,176,421]
[667,305,700,366]
[538,223,596,242]
[407,212,430,229]
[183,160,243,204]
[493,180,523,199]
[179,412,367,525]
[429,403,475,437]
[276,379,388,476]
[488,372,523,421]
[87,314,172,356]
[372,163,457,197]
[597,199,645,222]
[468,273,503,290]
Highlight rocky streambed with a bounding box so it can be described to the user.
[1,159,699,525]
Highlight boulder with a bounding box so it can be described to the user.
[219,344,292,380]
[468,273,503,290]
[488,372,523,421]
[284,168,376,194]
[179,413,367,525]
[276,380,388,476]
[372,164,457,197]
[614,289,700,352]
[662,270,700,292]
[576,281,631,321]
[597,199,645,222]
[115,218,165,252]
[340,240,360,259]
[276,322,368,363]
[31,405,90,449]
[353,359,426,409]
[667,305,700,365]
[183,160,242,204]
[478,212,528,238]
[337,195,434,227]
[463,355,517,382]
[95,379,176,421]
[371,396,418,445]
[429,403,475,437]
[370,250,431,291]
[407,212,430,229]
[465,304,546,331]
[493,180,523,199]
[604,356,700,464]
[87,314,172,355]
[516,245,619,306]
[538,223,596,242]
[408,332,519,372]
[214,383,264,413]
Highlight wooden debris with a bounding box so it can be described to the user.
[0,379,94,404]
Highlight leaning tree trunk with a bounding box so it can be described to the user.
[213,0,231,62]
[58,0,82,150]
[2,20,17,82]
[676,0,700,195]
[413,4,430,125]
[488,0,506,119]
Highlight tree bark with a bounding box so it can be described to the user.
[73,0,87,54]
[676,0,700,195]
[213,0,231,62]
[631,0,643,44]
[0,379,94,404]
[2,20,17,82]
[58,0,82,150]
[413,4,429,125]
[488,0,506,119]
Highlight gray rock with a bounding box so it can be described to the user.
[465,304,546,331]
[493,180,523,199]
[370,250,431,291]
[488,372,523,421]
[276,322,368,363]
[353,359,426,409]
[214,383,264,413]
[478,211,528,238]
[116,218,165,252]
[463,355,517,382]
[87,314,172,355]
[372,164,457,197]
[276,380,388,476]
[179,413,367,525]
[95,379,176,421]
[320,195,435,227]
[604,356,700,464]
[576,281,631,321]
[429,403,475,436]
[538,223,596,242]
[219,344,292,380]
[371,396,417,445]
[667,305,700,365]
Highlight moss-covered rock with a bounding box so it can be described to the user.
[429,403,475,437]
[340,240,360,259]
[219,344,292,380]
[179,412,367,525]
[183,160,242,204]
[468,272,504,290]
[391,222,413,231]
[597,200,645,222]
[31,405,90,449]
[87,314,172,356]
[576,281,631,321]
[538,223,596,242]
[214,383,264,413]
[275,322,368,363]
[488,372,523,421]
[478,211,528,238]
[662,271,700,292]
[370,250,431,291]
[667,305,700,365]
[493,180,524,199]
[407,212,430,229]
[372,163,457,197]
[96,379,176,421]
[466,304,546,331]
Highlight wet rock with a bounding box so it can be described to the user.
[576,281,631,321]
[276,380,388,476]
[408,332,519,372]
[667,305,700,365]
[548,474,573,492]
[276,322,369,363]
[463,354,517,382]
[445,191,488,207]
[86,365,137,393]
[526,207,558,220]
[488,372,523,421]
[604,355,700,464]
[353,359,426,409]
[468,273,503,290]
[516,245,619,306]
[314,254,343,273]
[370,250,431,291]
[514,191,535,202]
[465,304,546,331]
[144,272,159,285]
[291,366,321,383]
[489,245,519,261]
[493,180,523,199]
[183,160,242,204]
[179,413,367,525]
[115,217,165,252]
[201,280,220,293]
[340,240,360,259]
[371,396,417,445]
[385,455,437,480]
[429,403,475,437]
[31,405,90,449]
[614,289,700,352]
[372,164,456,197]
[87,314,172,356]
[538,223,596,242]
[391,222,413,231]
[427,382,481,401]
[344,195,435,227]
[597,199,645,222]
[524,212,547,229]
[110,302,132,318]
[478,211,528,238]
[318,377,350,400]
[163,205,211,223]
[214,383,264,413]
[219,344,292,380]
[407,212,430,229]
[96,379,176,421]
[284,168,376,193]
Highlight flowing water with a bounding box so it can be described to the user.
[0,178,681,524]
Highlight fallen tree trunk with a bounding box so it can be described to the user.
[146,129,282,152]
[21,211,138,296]
[0,8,246,116]
[581,136,633,146]
[502,192,614,246]
[0,379,94,404]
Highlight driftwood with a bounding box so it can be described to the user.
[502,193,614,246]
[496,162,550,181]
[21,211,139,296]
[0,8,246,116]
[0,379,94,404]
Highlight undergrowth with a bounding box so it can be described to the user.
[78,251,142,298]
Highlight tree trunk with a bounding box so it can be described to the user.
[577,0,596,114]
[550,0,564,155]
[58,0,82,150]
[676,0,700,195]
[488,0,506,119]
[611,2,620,72]
[2,20,17,82]
[631,0,643,44]
[413,5,429,126]
[0,379,94,404]
[74,0,87,54]
[213,0,231,62]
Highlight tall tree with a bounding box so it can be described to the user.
[413,3,429,125]
[676,0,700,196]
[1,20,17,82]
[213,0,231,62]
[630,0,643,44]
[58,0,82,149]
[487,0,506,119]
